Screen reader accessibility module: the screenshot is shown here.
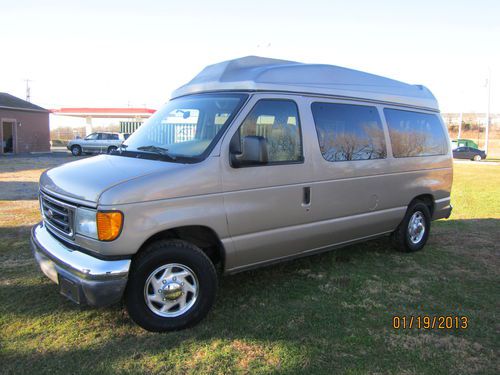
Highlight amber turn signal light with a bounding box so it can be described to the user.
[96,211,123,241]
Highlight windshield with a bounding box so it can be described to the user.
[123,93,247,161]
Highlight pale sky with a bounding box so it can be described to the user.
[1,0,499,114]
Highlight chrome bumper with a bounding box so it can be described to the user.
[31,222,131,306]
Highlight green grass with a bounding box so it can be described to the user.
[0,159,499,374]
[450,163,500,219]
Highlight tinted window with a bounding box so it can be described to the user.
[236,100,303,163]
[311,103,386,161]
[384,109,447,157]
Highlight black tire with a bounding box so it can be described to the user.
[71,145,82,156]
[125,239,217,332]
[391,201,431,252]
[473,154,481,161]
[107,146,118,154]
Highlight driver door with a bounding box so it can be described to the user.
[82,133,98,152]
[95,133,108,153]
[220,95,315,271]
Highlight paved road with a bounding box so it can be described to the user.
[453,159,499,166]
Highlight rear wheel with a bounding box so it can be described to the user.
[125,240,217,332]
[473,154,482,161]
[391,202,431,252]
[70,145,82,156]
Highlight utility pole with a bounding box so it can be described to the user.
[485,69,491,155]
[457,112,462,139]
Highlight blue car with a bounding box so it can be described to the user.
[453,146,487,161]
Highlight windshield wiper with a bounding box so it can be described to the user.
[136,145,177,160]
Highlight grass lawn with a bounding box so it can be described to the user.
[0,156,498,374]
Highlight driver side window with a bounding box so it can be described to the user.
[235,99,303,163]
[85,133,98,140]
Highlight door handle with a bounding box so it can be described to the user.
[302,187,311,206]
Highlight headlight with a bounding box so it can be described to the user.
[75,208,124,241]
[75,208,98,239]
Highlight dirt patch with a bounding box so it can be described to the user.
[231,340,280,370]
[182,339,281,372]
[0,154,80,173]
[0,180,40,200]
[0,155,81,200]
[0,201,40,227]
[0,168,45,200]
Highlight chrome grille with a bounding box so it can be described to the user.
[40,191,75,237]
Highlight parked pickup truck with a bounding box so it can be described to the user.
[67,132,126,156]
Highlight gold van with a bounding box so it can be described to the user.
[32,56,453,331]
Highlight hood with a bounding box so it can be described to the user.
[40,155,184,204]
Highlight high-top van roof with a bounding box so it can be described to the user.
[172,56,439,111]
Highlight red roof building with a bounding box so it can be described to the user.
[51,107,157,134]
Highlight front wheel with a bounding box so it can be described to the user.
[473,154,482,161]
[391,202,431,252]
[71,145,82,156]
[125,240,217,332]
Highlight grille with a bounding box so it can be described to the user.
[40,191,75,237]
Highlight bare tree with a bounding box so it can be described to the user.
[320,123,386,161]
[389,130,427,157]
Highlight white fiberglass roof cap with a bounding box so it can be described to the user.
[171,56,439,111]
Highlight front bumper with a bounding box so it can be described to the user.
[31,222,131,306]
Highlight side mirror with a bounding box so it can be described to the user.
[230,135,268,167]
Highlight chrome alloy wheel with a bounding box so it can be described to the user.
[408,211,426,244]
[144,263,199,317]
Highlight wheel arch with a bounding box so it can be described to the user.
[136,225,225,269]
[408,194,435,216]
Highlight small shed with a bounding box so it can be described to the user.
[0,93,50,154]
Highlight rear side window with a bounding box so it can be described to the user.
[384,109,447,157]
[311,102,386,161]
[236,99,303,163]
